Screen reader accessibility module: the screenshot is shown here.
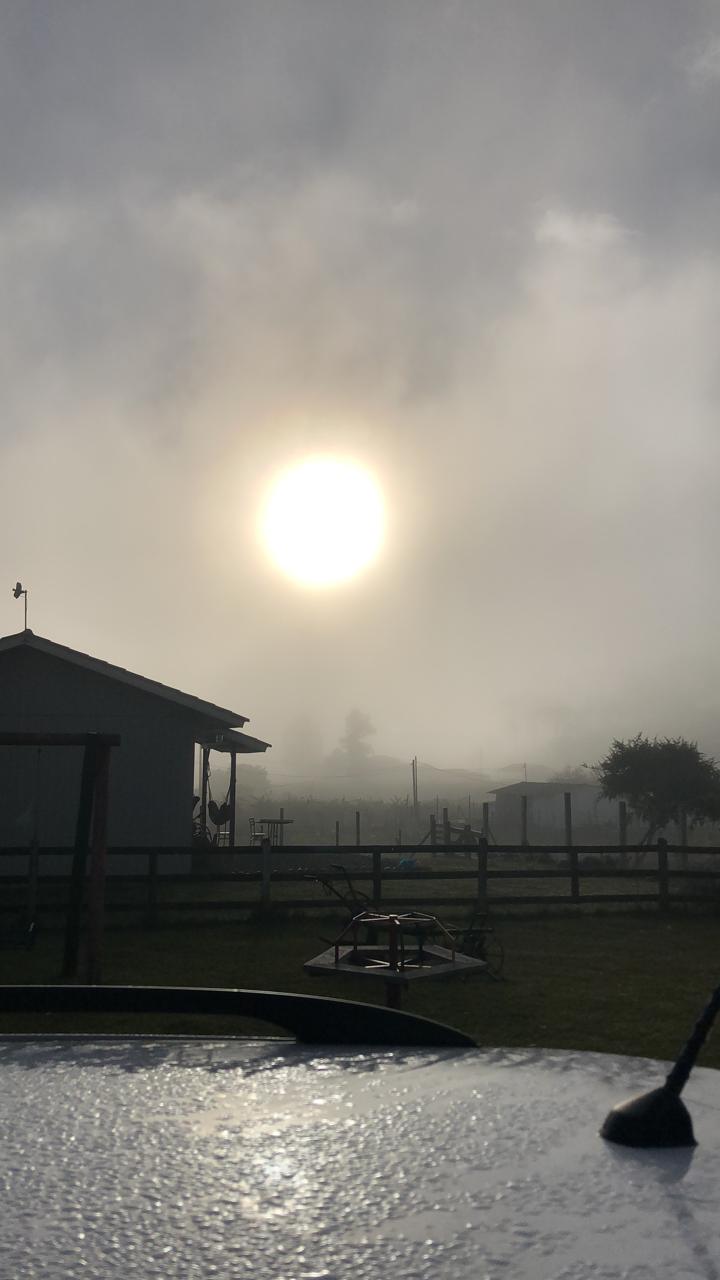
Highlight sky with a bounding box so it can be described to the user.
[2,1,720,777]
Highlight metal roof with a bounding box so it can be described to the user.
[0,629,265,735]
[198,728,270,754]
[490,780,600,795]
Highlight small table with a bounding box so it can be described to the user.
[249,817,294,846]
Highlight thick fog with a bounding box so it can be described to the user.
[2,2,720,778]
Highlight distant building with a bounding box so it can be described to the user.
[490,781,616,838]
[0,630,269,869]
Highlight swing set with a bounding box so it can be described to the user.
[1,741,42,948]
[0,733,119,981]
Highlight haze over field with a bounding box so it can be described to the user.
[2,2,720,775]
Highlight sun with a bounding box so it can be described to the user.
[260,458,385,587]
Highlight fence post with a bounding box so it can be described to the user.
[261,837,272,905]
[657,836,669,912]
[355,810,361,846]
[147,849,158,928]
[442,806,451,847]
[520,794,528,847]
[462,823,472,861]
[477,836,488,912]
[618,800,627,861]
[679,806,688,870]
[566,790,579,902]
[482,801,490,839]
[568,848,580,903]
[372,849,382,908]
[564,791,573,848]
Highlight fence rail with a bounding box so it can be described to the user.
[3,841,720,856]
[2,841,720,926]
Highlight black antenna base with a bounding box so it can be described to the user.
[601,1085,697,1148]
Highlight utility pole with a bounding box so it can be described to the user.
[411,756,419,816]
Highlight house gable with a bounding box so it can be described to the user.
[0,630,257,731]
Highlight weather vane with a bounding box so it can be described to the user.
[12,581,28,630]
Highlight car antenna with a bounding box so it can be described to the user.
[601,982,720,1147]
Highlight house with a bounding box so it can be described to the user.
[0,629,270,872]
[489,781,617,839]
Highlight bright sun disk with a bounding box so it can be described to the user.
[260,458,385,587]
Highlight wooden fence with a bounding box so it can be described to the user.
[2,840,720,926]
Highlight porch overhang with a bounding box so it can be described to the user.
[196,728,271,849]
[198,728,270,755]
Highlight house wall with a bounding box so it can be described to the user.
[0,647,226,871]
[491,784,618,840]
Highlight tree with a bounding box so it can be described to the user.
[596,734,720,842]
[340,710,376,761]
[326,710,377,774]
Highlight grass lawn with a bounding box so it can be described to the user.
[0,908,719,1068]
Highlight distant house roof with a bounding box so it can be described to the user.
[0,630,268,744]
[490,780,599,796]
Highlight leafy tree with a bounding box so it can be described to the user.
[596,734,720,842]
[340,710,376,761]
[326,710,377,774]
